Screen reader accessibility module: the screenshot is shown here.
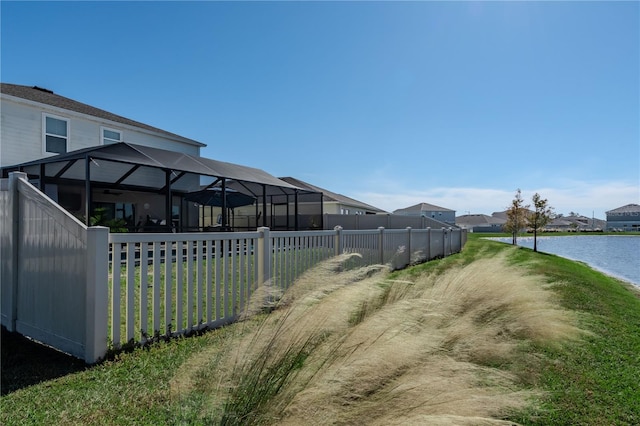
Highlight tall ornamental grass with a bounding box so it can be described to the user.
[172,249,585,425]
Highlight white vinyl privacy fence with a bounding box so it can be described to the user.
[1,173,466,363]
[1,173,107,363]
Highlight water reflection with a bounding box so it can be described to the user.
[487,235,640,286]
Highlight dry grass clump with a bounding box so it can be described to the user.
[172,251,584,425]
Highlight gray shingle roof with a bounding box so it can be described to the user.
[1,83,204,147]
[606,204,640,215]
[279,177,387,213]
[456,214,506,226]
[393,202,454,214]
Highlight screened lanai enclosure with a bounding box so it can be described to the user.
[1,142,323,231]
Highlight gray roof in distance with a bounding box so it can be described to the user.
[491,210,534,220]
[456,214,506,227]
[279,177,387,213]
[394,202,454,214]
[606,204,640,215]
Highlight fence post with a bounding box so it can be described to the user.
[85,226,109,363]
[5,172,27,332]
[426,227,431,260]
[257,227,272,286]
[0,177,6,329]
[406,227,412,267]
[378,227,385,264]
[448,227,453,255]
[451,229,457,253]
[442,228,447,257]
[334,226,343,256]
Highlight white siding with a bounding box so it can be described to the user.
[321,202,341,215]
[1,99,45,166]
[1,95,202,167]
[124,131,200,155]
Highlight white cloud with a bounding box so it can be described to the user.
[351,180,640,219]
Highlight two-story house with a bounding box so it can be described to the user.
[1,83,204,166]
[1,83,320,231]
[393,202,456,226]
[606,204,640,232]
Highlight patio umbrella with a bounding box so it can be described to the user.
[184,187,255,208]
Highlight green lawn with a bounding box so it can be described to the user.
[2,234,639,425]
[450,234,640,424]
[107,247,334,347]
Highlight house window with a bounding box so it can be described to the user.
[43,114,68,154]
[102,127,122,145]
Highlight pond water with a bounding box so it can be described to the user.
[486,235,640,286]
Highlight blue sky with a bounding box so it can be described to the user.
[2,1,638,218]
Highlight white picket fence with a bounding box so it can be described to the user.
[1,172,466,363]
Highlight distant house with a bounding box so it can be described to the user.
[545,218,574,230]
[493,209,606,232]
[490,211,508,221]
[606,204,640,232]
[546,215,606,232]
[490,210,533,221]
[394,202,456,225]
[456,214,506,233]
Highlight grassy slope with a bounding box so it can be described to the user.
[2,235,639,425]
[507,247,640,425]
[410,234,640,425]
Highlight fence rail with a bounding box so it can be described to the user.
[2,172,466,362]
[106,226,464,349]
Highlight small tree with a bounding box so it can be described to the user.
[504,189,529,245]
[527,193,553,252]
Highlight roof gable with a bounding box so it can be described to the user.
[394,202,454,214]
